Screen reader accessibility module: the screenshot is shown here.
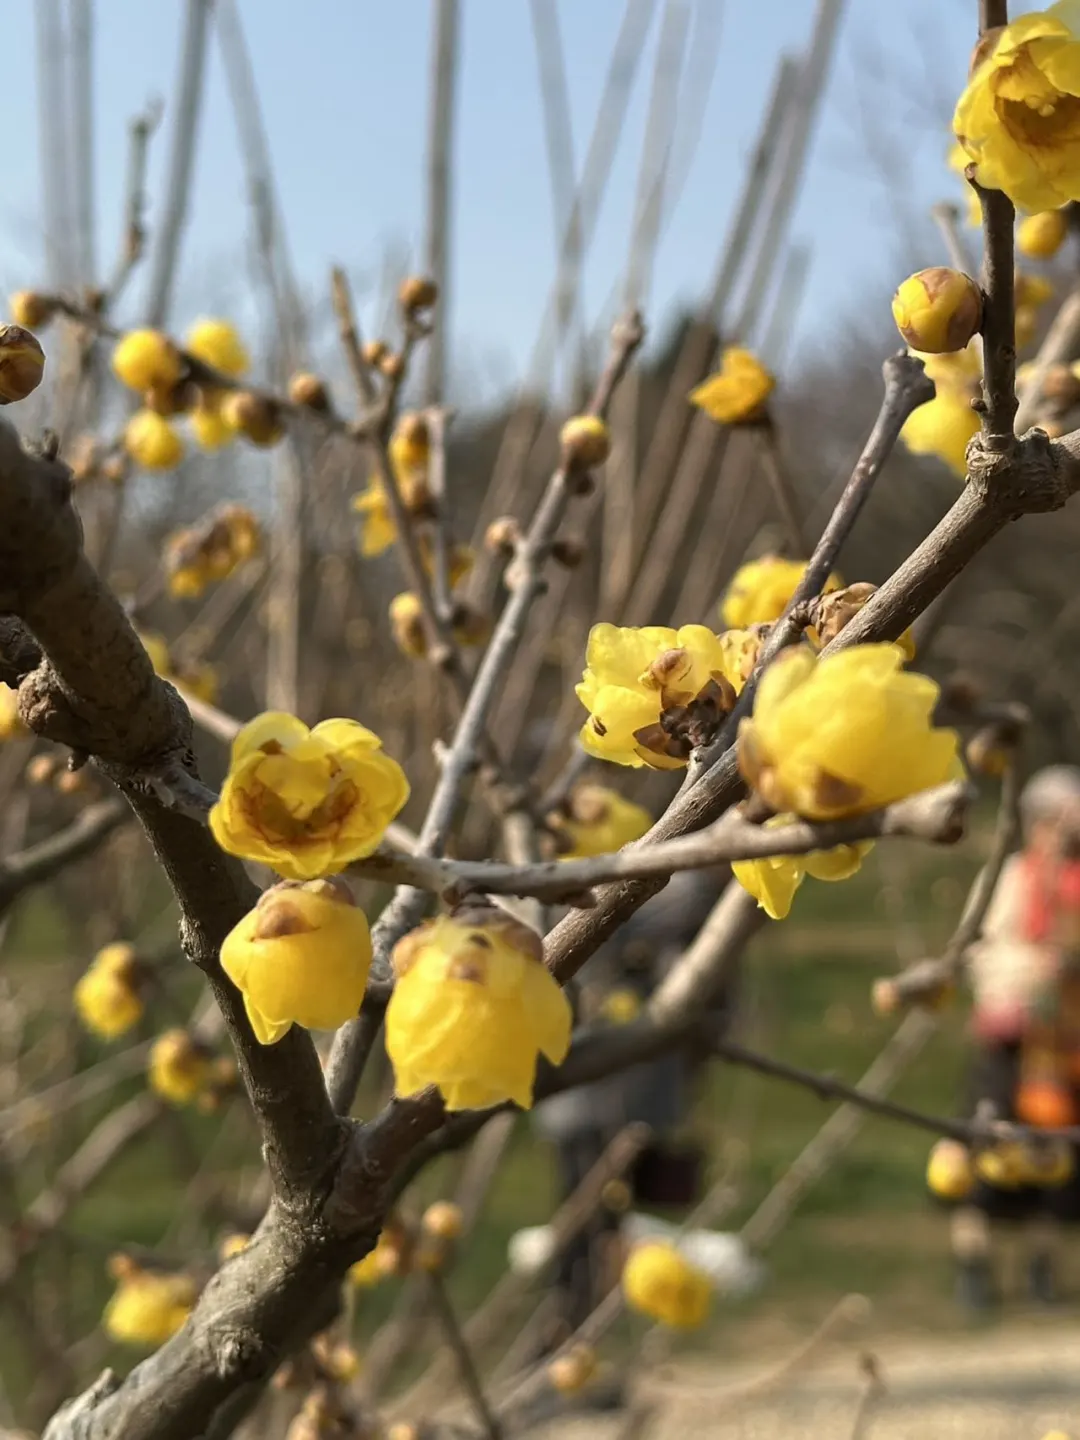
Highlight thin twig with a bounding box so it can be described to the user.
[426,1272,502,1440]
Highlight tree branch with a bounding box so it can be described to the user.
[0,797,130,917]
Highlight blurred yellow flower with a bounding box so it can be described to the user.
[622,1241,711,1329]
[954,4,1080,212]
[576,623,744,769]
[386,906,571,1111]
[165,504,262,600]
[0,683,25,741]
[209,711,409,880]
[900,388,980,478]
[348,1224,407,1286]
[74,942,143,1040]
[184,318,249,377]
[926,1140,975,1201]
[189,393,238,451]
[738,644,959,821]
[104,1265,196,1347]
[220,878,372,1045]
[549,784,652,858]
[124,409,185,471]
[560,414,612,467]
[720,556,840,629]
[1018,207,1070,258]
[689,347,774,425]
[389,591,489,660]
[112,329,181,392]
[891,267,982,354]
[148,1028,209,1106]
[732,816,870,920]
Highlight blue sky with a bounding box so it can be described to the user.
[0,1,1039,405]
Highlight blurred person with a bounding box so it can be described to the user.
[942,765,1080,1310]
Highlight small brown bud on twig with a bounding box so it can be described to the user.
[26,753,60,786]
[10,290,56,330]
[398,275,439,314]
[378,351,406,381]
[560,414,612,470]
[361,339,388,367]
[287,372,330,411]
[221,390,284,447]
[0,325,45,404]
[484,516,522,557]
[551,537,585,568]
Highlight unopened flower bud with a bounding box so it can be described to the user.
[221,390,284,447]
[287,371,330,411]
[145,379,197,417]
[398,275,439,313]
[361,339,388,367]
[891,267,983,354]
[560,414,611,469]
[10,290,56,330]
[484,516,522,556]
[389,592,428,659]
[26,753,60,786]
[1017,208,1069,261]
[551,537,585,568]
[547,1344,598,1396]
[0,324,45,404]
[871,978,900,1016]
[421,1200,464,1241]
[600,1178,632,1213]
[379,351,406,380]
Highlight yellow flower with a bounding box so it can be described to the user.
[189,394,237,451]
[389,412,430,473]
[220,878,372,1045]
[1018,206,1070,257]
[0,683,25,741]
[622,1241,711,1329]
[975,1140,1031,1190]
[732,816,870,921]
[917,338,983,389]
[103,1266,196,1347]
[209,711,409,880]
[165,504,261,600]
[737,644,959,821]
[348,1226,406,1286]
[386,906,572,1111]
[550,784,652,858]
[124,409,185,471]
[112,329,182,392]
[953,5,1080,212]
[891,267,983,354]
[689,347,774,425]
[352,479,397,557]
[599,987,642,1024]
[926,1140,975,1201]
[900,389,980,478]
[148,1028,209,1106]
[720,556,841,629]
[74,943,143,1040]
[184,318,249,377]
[548,1344,598,1396]
[576,623,744,770]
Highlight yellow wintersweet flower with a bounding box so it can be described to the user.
[189,393,238,451]
[184,318,249,377]
[622,1241,711,1330]
[74,942,144,1040]
[732,816,870,921]
[689,346,774,425]
[926,1140,975,1202]
[386,905,572,1111]
[953,5,1080,212]
[738,644,959,821]
[720,556,841,629]
[353,478,397,557]
[124,409,185,471]
[891,267,983,355]
[112,329,182,392]
[549,784,652,858]
[103,1261,196,1347]
[0,683,25,741]
[209,711,409,879]
[220,878,372,1045]
[165,504,262,600]
[389,411,430,473]
[1018,207,1070,258]
[576,623,744,769]
[148,1028,209,1106]
[900,388,980,478]
[348,1227,407,1287]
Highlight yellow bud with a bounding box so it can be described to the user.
[926,1140,974,1202]
[389,592,427,659]
[184,318,249,377]
[547,1344,598,1396]
[124,410,185,471]
[221,390,284,447]
[0,324,45,404]
[287,371,330,410]
[398,274,439,313]
[484,516,522,556]
[421,1200,464,1241]
[190,394,237,451]
[560,414,611,469]
[1018,208,1069,260]
[390,412,430,472]
[891,268,983,354]
[601,1178,632,1213]
[379,351,406,380]
[361,339,388,367]
[112,329,182,392]
[10,290,56,329]
[387,1426,420,1440]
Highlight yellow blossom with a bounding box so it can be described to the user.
[74,943,143,1039]
[386,906,572,1111]
[720,556,841,629]
[148,1028,210,1106]
[926,1140,976,1202]
[352,453,433,558]
[189,394,237,451]
[389,412,430,473]
[732,816,871,921]
[1018,207,1070,257]
[917,338,983,389]
[900,389,980,478]
[220,878,372,1045]
[622,1241,711,1330]
[0,683,25,741]
[209,711,409,880]
[576,623,744,770]
[738,644,959,821]
[549,784,652,858]
[103,1265,196,1347]
[690,347,774,425]
[124,409,185,471]
[560,414,612,467]
[165,504,262,600]
[891,267,983,354]
[112,329,182,392]
[184,318,249,377]
[348,1226,406,1287]
[954,4,1080,212]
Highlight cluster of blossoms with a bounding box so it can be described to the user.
[927,1135,1075,1204]
[164,504,262,600]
